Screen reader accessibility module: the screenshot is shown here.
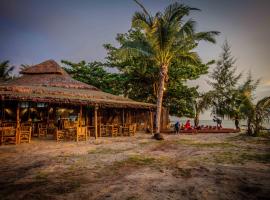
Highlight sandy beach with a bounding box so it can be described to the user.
[0,132,269,200]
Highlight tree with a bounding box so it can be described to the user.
[253,96,270,135]
[230,73,260,131]
[121,1,219,139]
[208,40,241,118]
[104,29,211,118]
[61,60,125,95]
[193,91,215,127]
[0,60,14,81]
[20,64,31,72]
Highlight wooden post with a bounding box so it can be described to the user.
[94,105,98,139]
[76,105,83,142]
[150,110,153,135]
[79,105,83,127]
[16,103,20,144]
[122,109,125,126]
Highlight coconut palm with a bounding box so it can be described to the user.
[228,73,260,131]
[0,60,14,80]
[123,1,219,139]
[253,96,270,135]
[194,91,214,127]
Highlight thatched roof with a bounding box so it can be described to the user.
[0,60,155,109]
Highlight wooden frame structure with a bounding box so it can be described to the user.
[0,60,165,145]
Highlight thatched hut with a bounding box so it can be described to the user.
[0,60,169,144]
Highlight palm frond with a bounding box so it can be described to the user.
[194,31,220,43]
[164,2,200,23]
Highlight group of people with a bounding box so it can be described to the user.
[174,119,192,134]
[174,116,223,134]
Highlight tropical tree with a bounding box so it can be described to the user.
[20,64,31,72]
[253,96,270,135]
[104,29,209,116]
[208,40,242,118]
[0,60,14,80]
[193,91,215,127]
[241,96,270,136]
[61,60,125,95]
[229,73,260,130]
[121,1,219,139]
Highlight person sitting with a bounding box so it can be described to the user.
[185,120,191,130]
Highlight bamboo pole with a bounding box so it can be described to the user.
[94,105,98,139]
[79,105,83,127]
[16,103,20,144]
[122,109,125,126]
[150,110,153,135]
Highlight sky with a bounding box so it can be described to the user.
[1,0,270,119]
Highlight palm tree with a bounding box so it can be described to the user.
[0,60,14,80]
[253,97,270,135]
[20,64,31,72]
[194,92,214,127]
[229,73,259,131]
[123,1,219,139]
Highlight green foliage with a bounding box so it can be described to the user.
[0,60,14,81]
[208,40,242,118]
[193,91,215,126]
[61,60,125,95]
[104,1,218,119]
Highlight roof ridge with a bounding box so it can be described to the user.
[20,59,68,75]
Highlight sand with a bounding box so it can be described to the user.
[0,132,269,200]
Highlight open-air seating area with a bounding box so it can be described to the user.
[0,121,138,145]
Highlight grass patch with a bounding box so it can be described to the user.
[227,133,270,144]
[118,155,158,166]
[93,154,162,180]
[199,151,270,165]
[88,148,124,154]
[34,171,49,181]
[240,153,270,163]
[174,139,235,148]
[151,139,235,152]
[172,167,192,178]
[50,180,81,194]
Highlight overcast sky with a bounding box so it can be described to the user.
[1,0,269,119]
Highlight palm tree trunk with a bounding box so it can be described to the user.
[154,65,167,140]
[247,117,252,136]
[194,113,199,127]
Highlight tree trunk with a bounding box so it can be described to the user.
[194,113,199,127]
[154,65,168,140]
[247,118,253,136]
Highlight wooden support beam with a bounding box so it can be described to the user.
[150,111,153,135]
[122,109,125,126]
[16,103,20,144]
[94,105,98,139]
[79,105,83,127]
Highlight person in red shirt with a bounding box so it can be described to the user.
[185,119,191,130]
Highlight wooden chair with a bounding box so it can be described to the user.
[65,128,76,141]
[2,122,16,127]
[38,123,47,138]
[87,126,95,137]
[76,127,87,142]
[121,124,130,136]
[129,124,137,136]
[2,127,17,145]
[111,125,119,137]
[56,129,65,142]
[19,126,31,144]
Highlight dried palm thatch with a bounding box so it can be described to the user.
[0,60,155,109]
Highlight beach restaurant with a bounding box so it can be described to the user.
[0,60,169,145]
